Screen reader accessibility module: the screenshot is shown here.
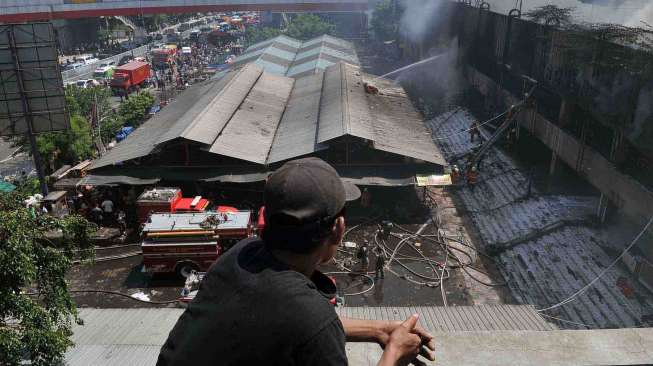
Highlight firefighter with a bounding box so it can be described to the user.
[360,187,372,208]
[374,250,386,280]
[450,165,461,185]
[357,244,369,273]
[506,127,518,149]
[466,166,479,188]
[469,121,480,142]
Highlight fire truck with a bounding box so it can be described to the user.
[136,188,209,224]
[141,211,253,277]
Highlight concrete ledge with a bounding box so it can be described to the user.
[433,328,653,366]
[347,328,653,365]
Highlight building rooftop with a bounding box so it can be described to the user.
[86,62,445,186]
[227,34,360,78]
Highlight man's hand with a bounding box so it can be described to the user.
[378,314,427,366]
[376,318,435,365]
[339,315,435,365]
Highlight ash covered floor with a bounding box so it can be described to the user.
[428,108,653,328]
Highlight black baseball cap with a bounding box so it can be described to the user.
[264,157,360,231]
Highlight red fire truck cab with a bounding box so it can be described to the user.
[136,188,209,224]
[141,211,252,277]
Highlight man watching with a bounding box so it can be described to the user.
[157,157,435,366]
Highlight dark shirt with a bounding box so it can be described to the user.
[157,238,347,366]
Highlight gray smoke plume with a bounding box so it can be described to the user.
[399,0,445,43]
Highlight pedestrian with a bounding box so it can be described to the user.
[91,203,103,225]
[157,157,435,366]
[375,250,386,280]
[117,209,127,235]
[101,197,114,223]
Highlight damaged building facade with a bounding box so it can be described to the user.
[397,2,653,328]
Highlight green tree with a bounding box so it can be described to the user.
[285,14,335,40]
[118,92,154,128]
[245,26,282,46]
[371,0,397,41]
[525,5,575,26]
[0,191,96,366]
[36,115,95,172]
[64,85,112,121]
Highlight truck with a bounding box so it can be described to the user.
[93,64,115,81]
[110,61,150,95]
[151,47,176,68]
[141,211,253,277]
[136,187,209,223]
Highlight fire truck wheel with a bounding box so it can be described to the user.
[176,261,199,278]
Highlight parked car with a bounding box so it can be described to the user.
[73,79,100,89]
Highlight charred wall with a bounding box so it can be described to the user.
[416,2,653,191]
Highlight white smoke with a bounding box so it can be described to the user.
[625,2,653,27]
[399,0,445,43]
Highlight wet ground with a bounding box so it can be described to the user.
[66,186,504,309]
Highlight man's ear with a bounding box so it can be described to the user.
[329,216,345,247]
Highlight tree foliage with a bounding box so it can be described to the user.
[118,92,155,128]
[36,115,95,170]
[245,26,282,46]
[525,5,575,26]
[245,14,335,45]
[0,191,96,366]
[285,14,336,40]
[371,0,397,41]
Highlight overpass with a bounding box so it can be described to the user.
[0,0,368,23]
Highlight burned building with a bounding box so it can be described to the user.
[84,62,444,192]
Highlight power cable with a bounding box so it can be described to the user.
[538,313,591,329]
[537,215,653,312]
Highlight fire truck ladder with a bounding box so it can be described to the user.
[464,83,538,174]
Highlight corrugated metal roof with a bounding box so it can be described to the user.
[365,75,447,165]
[89,61,445,175]
[65,305,554,365]
[317,62,347,143]
[335,305,556,331]
[234,34,359,78]
[209,72,294,164]
[318,63,376,144]
[267,72,328,164]
[243,35,301,54]
[88,79,222,170]
[174,64,263,146]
